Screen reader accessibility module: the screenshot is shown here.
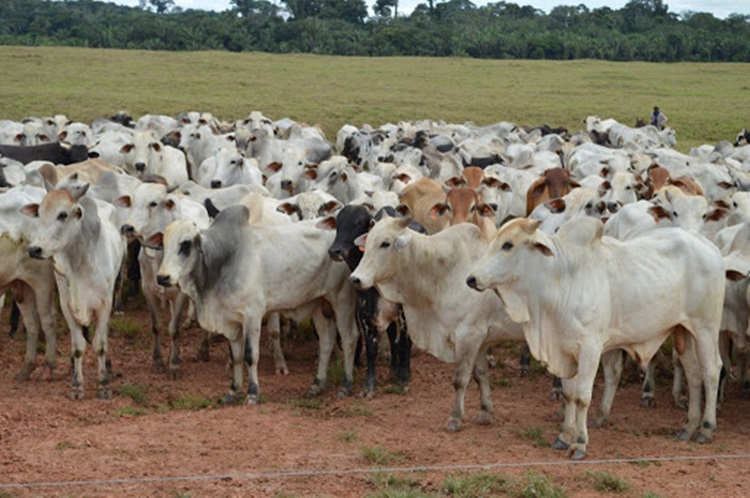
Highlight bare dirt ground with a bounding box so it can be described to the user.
[1,300,750,498]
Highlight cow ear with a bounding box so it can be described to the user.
[353,234,367,251]
[71,183,89,201]
[531,242,553,257]
[303,168,317,180]
[395,204,412,218]
[146,232,164,250]
[429,202,449,220]
[444,176,463,188]
[568,178,580,189]
[21,203,39,218]
[165,198,176,211]
[44,179,56,192]
[266,162,282,172]
[152,142,162,152]
[315,216,337,231]
[72,206,83,220]
[119,144,134,154]
[477,203,496,217]
[114,195,132,208]
[276,202,299,216]
[58,131,68,141]
[321,200,342,215]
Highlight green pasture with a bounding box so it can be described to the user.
[1,46,748,151]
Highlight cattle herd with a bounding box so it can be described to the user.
[2,111,750,460]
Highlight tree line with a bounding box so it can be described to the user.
[1,0,749,61]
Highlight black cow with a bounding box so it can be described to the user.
[0,142,91,165]
[734,127,749,147]
[322,205,424,398]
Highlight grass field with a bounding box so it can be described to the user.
[1,45,748,151]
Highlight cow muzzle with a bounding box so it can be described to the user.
[466,275,479,290]
[328,246,346,262]
[348,275,366,290]
[28,246,44,260]
[156,274,172,287]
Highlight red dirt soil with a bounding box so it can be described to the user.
[1,302,749,497]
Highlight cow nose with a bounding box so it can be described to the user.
[156,275,171,287]
[281,180,293,191]
[121,224,135,237]
[466,275,478,289]
[328,247,342,261]
[210,180,222,189]
[607,202,620,213]
[28,246,43,259]
[348,275,362,289]
[135,162,146,172]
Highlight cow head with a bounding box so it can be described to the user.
[155,219,201,288]
[22,187,88,259]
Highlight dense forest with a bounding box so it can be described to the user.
[1,0,749,61]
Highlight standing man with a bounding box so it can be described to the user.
[650,106,668,130]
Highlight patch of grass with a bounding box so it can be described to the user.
[337,402,373,418]
[54,440,77,450]
[115,405,147,417]
[169,394,217,411]
[491,377,513,388]
[629,459,650,468]
[383,384,409,395]
[366,473,426,498]
[288,397,324,411]
[520,471,567,498]
[585,470,631,494]
[336,429,359,442]
[513,426,549,448]
[117,383,149,405]
[109,316,142,340]
[361,445,402,466]
[327,359,347,387]
[442,472,513,496]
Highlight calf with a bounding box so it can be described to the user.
[22,187,125,399]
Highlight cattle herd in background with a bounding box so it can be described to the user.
[2,111,750,460]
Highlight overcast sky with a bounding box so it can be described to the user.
[110,0,750,19]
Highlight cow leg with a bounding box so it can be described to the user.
[361,308,379,399]
[166,292,186,380]
[550,376,563,400]
[35,281,58,378]
[676,336,705,441]
[591,349,625,428]
[267,313,288,376]
[739,348,750,399]
[242,317,263,405]
[446,334,483,432]
[93,309,112,400]
[519,343,531,376]
[9,298,21,338]
[142,280,165,373]
[640,359,657,408]
[225,332,244,404]
[333,291,358,399]
[196,328,210,363]
[308,308,337,396]
[672,349,688,410]
[693,331,722,443]
[392,313,412,389]
[14,286,41,382]
[472,349,493,425]
[113,261,125,315]
[555,347,599,460]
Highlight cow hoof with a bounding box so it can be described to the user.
[549,389,563,401]
[307,383,325,397]
[151,362,166,374]
[14,363,34,382]
[276,366,290,376]
[676,428,693,441]
[588,416,606,429]
[444,418,462,432]
[97,387,112,400]
[569,448,587,460]
[694,432,713,444]
[519,365,530,377]
[166,369,181,381]
[640,396,656,408]
[70,388,85,400]
[337,387,352,400]
[222,392,237,405]
[551,437,570,450]
[245,395,259,406]
[475,411,492,426]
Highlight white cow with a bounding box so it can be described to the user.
[22,187,125,399]
[154,205,358,403]
[349,216,524,431]
[467,217,724,459]
[119,130,188,186]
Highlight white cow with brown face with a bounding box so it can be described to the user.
[467,217,724,460]
[22,187,125,400]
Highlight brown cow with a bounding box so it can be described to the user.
[428,187,497,241]
[396,177,448,234]
[525,167,579,216]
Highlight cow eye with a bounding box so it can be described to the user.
[178,240,192,256]
[149,201,158,208]
[380,241,391,249]
[626,185,632,190]
[501,241,513,251]
[585,202,593,209]
[57,212,68,221]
